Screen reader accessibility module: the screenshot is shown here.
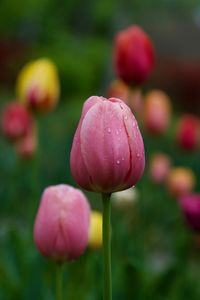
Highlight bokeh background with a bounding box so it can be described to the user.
[1,0,200,299]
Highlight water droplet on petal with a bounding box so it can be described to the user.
[116,130,119,135]
[107,128,111,133]
[116,160,120,165]
[136,153,140,158]
[122,157,125,161]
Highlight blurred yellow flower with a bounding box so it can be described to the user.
[88,211,102,250]
[16,58,60,112]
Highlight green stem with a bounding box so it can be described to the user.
[56,263,63,300]
[102,193,112,300]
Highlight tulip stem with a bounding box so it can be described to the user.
[102,193,112,300]
[56,262,63,300]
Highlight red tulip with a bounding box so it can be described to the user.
[1,102,32,141]
[113,25,155,86]
[179,193,200,232]
[176,114,200,151]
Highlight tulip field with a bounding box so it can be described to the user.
[1,1,200,299]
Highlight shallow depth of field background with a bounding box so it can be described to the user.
[1,0,200,299]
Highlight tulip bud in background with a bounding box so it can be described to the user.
[16,58,60,112]
[88,211,103,250]
[179,194,200,233]
[15,122,37,159]
[112,186,139,210]
[1,102,32,141]
[107,79,142,113]
[34,184,90,262]
[113,25,155,86]
[149,153,171,184]
[142,90,172,135]
[166,167,195,197]
[70,96,145,193]
[176,114,200,151]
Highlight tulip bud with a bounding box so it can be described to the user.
[113,25,155,86]
[166,167,195,197]
[15,122,37,159]
[179,194,200,232]
[112,186,138,210]
[107,79,142,113]
[34,184,91,262]
[142,90,172,135]
[149,153,171,184]
[88,211,102,250]
[1,102,32,141]
[176,114,200,151]
[16,58,60,112]
[70,96,145,193]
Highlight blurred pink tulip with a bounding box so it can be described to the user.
[149,153,171,184]
[70,96,145,193]
[176,114,200,151]
[143,90,172,135]
[1,102,32,141]
[34,184,90,262]
[179,193,200,232]
[113,25,155,86]
[15,123,37,159]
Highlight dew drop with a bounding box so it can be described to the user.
[136,153,140,158]
[122,157,125,161]
[116,160,120,165]
[107,128,111,133]
[116,130,119,135]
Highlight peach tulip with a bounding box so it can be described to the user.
[166,167,195,197]
[143,90,172,135]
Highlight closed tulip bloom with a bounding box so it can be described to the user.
[149,153,171,184]
[176,115,200,151]
[16,58,60,112]
[88,211,103,249]
[70,96,145,193]
[114,25,155,86]
[166,167,195,197]
[34,184,90,262]
[1,102,32,141]
[179,194,200,232]
[143,90,172,135]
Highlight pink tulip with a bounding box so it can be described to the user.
[179,194,200,232]
[15,123,37,159]
[149,153,171,184]
[34,184,91,262]
[70,96,145,193]
[113,25,155,86]
[176,114,200,151]
[1,102,32,141]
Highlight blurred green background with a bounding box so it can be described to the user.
[1,0,200,299]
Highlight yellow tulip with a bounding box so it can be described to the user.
[16,58,60,112]
[88,211,102,250]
